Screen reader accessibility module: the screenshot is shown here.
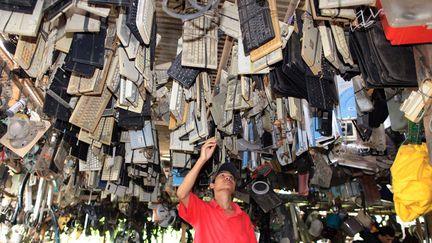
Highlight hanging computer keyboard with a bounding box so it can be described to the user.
[69,23,107,69]
[126,0,145,44]
[44,0,73,20]
[0,0,37,14]
[305,73,337,111]
[69,87,112,133]
[182,13,218,69]
[167,52,201,89]
[149,14,157,70]
[64,22,107,76]
[237,0,275,54]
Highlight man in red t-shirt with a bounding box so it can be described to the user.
[176,137,257,243]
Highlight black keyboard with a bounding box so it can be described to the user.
[44,0,72,20]
[149,14,157,70]
[237,0,274,54]
[70,23,106,69]
[126,0,144,44]
[167,52,201,89]
[0,0,37,13]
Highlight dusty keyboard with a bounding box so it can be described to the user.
[182,13,218,69]
[69,86,112,133]
[90,116,115,146]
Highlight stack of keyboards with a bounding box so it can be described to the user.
[0,0,163,203]
[0,0,429,219]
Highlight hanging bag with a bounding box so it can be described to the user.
[391,143,432,222]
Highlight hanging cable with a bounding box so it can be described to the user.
[162,0,219,22]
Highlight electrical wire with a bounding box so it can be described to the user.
[162,0,219,22]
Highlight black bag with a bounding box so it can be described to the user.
[270,31,308,100]
[292,151,313,174]
[350,20,417,87]
[329,166,351,187]
[368,89,389,128]
[270,62,308,99]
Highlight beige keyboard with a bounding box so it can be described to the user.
[154,62,171,85]
[14,36,38,70]
[137,0,155,45]
[78,129,103,148]
[101,156,122,181]
[182,13,218,69]
[65,13,101,33]
[90,116,115,146]
[106,49,121,95]
[0,0,44,37]
[225,79,250,110]
[79,147,104,171]
[69,86,112,133]
[135,45,152,82]
[68,70,100,94]
[301,12,322,75]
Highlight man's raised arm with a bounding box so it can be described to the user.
[176,137,217,208]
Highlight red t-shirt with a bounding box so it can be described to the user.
[178,193,257,243]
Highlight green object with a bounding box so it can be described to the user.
[406,121,425,144]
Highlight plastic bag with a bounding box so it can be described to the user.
[391,143,432,222]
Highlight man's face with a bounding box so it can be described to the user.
[211,171,235,193]
[378,234,394,243]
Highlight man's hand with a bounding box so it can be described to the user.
[198,137,217,164]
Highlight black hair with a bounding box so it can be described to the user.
[378,226,395,237]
